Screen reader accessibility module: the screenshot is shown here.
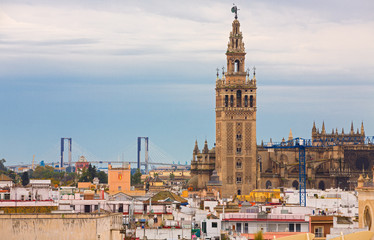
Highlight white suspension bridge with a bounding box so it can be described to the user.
[7,137,189,173]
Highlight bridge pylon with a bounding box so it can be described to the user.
[137,137,149,174]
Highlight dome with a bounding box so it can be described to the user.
[187,175,198,189]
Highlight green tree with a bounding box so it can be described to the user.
[78,164,97,182]
[31,166,77,186]
[131,168,142,185]
[0,158,7,171]
[7,170,17,183]
[169,172,175,180]
[78,168,91,182]
[88,164,97,180]
[97,171,108,183]
[21,172,30,186]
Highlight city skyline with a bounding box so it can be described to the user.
[1,0,373,165]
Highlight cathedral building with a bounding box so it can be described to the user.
[190,9,374,198]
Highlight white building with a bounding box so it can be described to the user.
[284,188,358,217]
[201,219,221,240]
[221,209,310,235]
[10,180,52,201]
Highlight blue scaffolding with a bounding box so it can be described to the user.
[263,136,374,206]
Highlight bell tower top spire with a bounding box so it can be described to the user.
[224,12,247,85]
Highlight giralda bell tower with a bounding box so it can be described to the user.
[215,7,257,197]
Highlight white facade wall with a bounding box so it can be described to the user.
[10,187,52,201]
[285,189,358,216]
[0,181,13,188]
[221,212,309,234]
[173,210,193,222]
[203,201,219,213]
[222,220,309,234]
[202,219,221,239]
[136,228,191,240]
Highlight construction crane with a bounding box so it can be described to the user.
[263,136,374,206]
[32,155,35,170]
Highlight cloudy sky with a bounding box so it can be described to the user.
[1,0,373,166]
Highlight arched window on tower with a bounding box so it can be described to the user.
[236,159,242,169]
[250,95,254,107]
[230,95,234,107]
[224,95,228,107]
[234,60,240,73]
[236,39,238,48]
[266,180,272,189]
[236,90,242,107]
[244,95,248,107]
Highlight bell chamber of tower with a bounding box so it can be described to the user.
[215,16,258,197]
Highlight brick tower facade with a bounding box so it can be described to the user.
[215,17,257,197]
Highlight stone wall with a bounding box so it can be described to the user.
[0,213,123,240]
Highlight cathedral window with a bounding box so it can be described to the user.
[236,39,238,48]
[230,95,234,107]
[250,95,254,107]
[224,95,228,107]
[244,95,248,107]
[236,90,242,107]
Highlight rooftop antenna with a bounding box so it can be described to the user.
[231,4,239,19]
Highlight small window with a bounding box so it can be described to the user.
[118,186,122,191]
[202,222,207,234]
[289,224,294,232]
[315,227,324,238]
[236,223,242,233]
[212,222,218,228]
[236,134,242,140]
[296,224,301,232]
[236,148,241,154]
[236,160,242,169]
[236,177,242,184]
[244,223,248,233]
[250,95,254,107]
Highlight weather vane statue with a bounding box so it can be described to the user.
[231,4,239,19]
